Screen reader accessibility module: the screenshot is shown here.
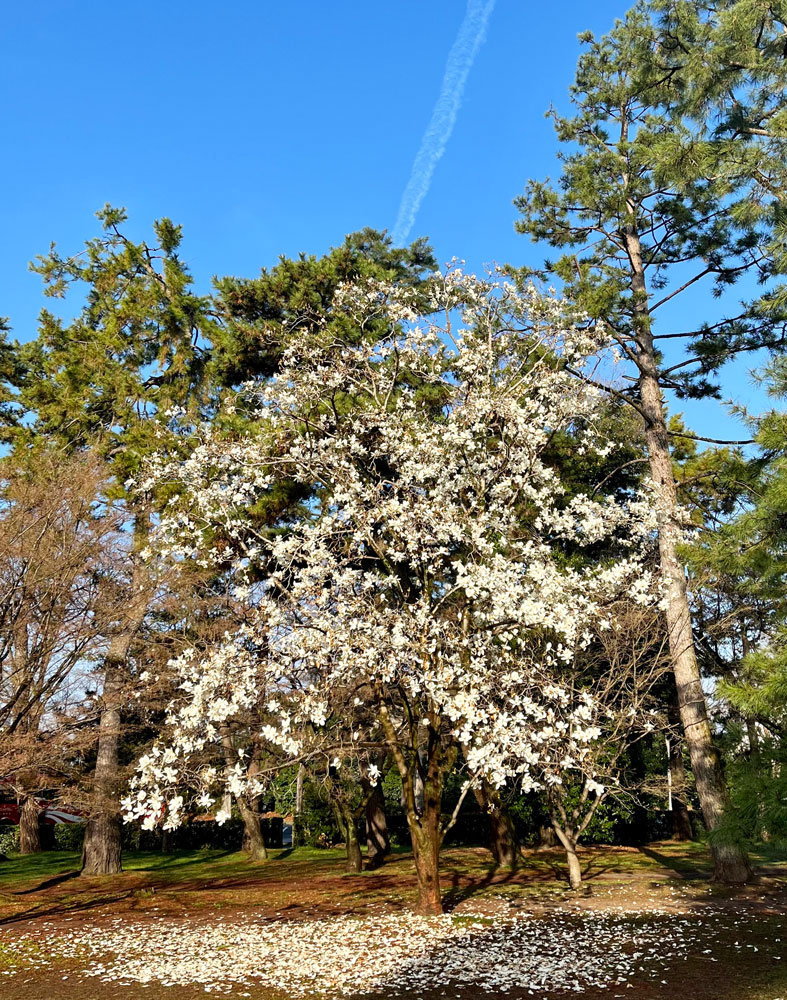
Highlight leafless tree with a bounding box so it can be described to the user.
[544,601,674,890]
[0,451,125,852]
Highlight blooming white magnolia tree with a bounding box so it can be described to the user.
[125,269,660,913]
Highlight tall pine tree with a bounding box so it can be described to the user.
[19,206,216,874]
[514,0,787,881]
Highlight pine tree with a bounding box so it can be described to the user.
[18,205,217,874]
[211,227,436,388]
[0,321,23,442]
[513,0,787,881]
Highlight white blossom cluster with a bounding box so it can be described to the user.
[124,269,662,828]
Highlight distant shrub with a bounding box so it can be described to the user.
[0,825,20,856]
[53,823,85,852]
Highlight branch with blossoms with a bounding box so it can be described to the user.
[124,267,664,913]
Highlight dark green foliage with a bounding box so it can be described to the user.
[53,823,85,853]
[292,783,343,849]
[121,817,284,853]
[0,321,23,442]
[18,206,218,485]
[513,0,787,403]
[211,228,436,387]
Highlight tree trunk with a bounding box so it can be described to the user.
[474,783,518,867]
[621,216,751,884]
[640,367,751,881]
[81,659,124,875]
[553,823,583,890]
[363,779,390,866]
[19,796,43,855]
[344,816,362,873]
[238,796,268,861]
[82,555,148,877]
[294,764,304,847]
[81,810,123,875]
[219,729,267,861]
[409,802,443,914]
[489,807,518,867]
[331,798,362,873]
[668,734,694,841]
[671,797,694,842]
[565,843,583,890]
[377,705,447,914]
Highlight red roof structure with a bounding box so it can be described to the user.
[0,788,84,825]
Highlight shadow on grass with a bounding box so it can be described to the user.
[128,849,237,873]
[637,844,707,880]
[538,854,619,889]
[441,857,526,909]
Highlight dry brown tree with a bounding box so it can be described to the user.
[0,451,125,853]
[543,601,675,890]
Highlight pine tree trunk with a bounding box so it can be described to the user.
[81,659,124,875]
[19,796,43,855]
[640,368,751,881]
[82,554,148,877]
[238,796,268,861]
[621,217,751,884]
[363,779,390,866]
[81,810,123,875]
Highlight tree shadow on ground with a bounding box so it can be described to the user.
[637,844,707,880]
[0,889,136,926]
[538,854,619,889]
[135,849,236,871]
[441,858,521,909]
[13,870,81,895]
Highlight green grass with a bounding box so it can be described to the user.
[0,845,347,887]
[0,839,785,920]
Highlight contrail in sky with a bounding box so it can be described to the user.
[391,0,496,246]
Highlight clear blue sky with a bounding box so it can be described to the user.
[0,0,769,439]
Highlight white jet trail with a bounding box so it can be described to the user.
[391,0,496,246]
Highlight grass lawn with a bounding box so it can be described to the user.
[0,841,786,999]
